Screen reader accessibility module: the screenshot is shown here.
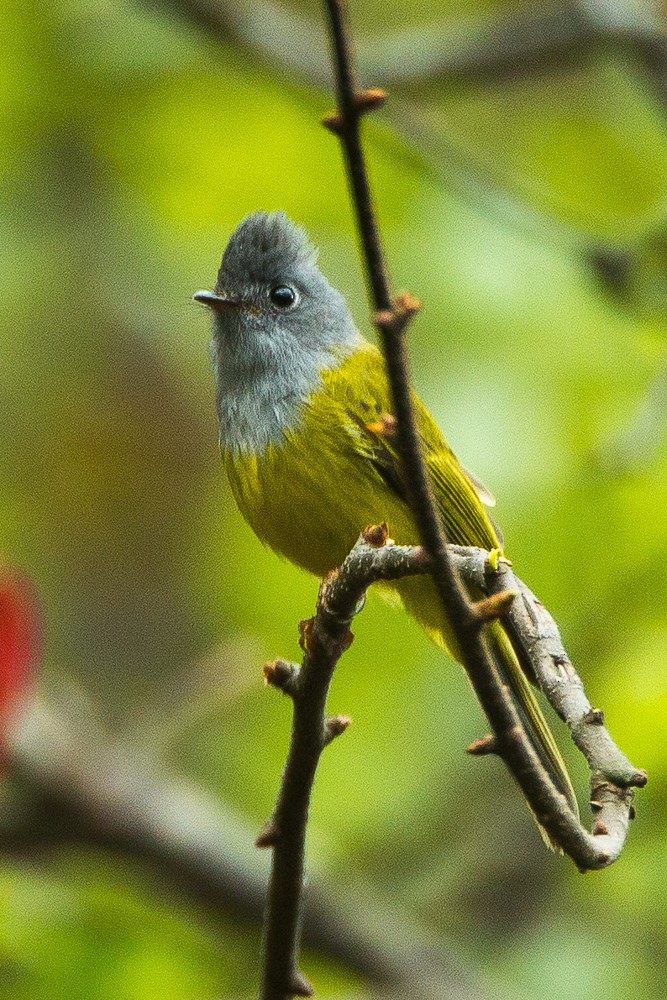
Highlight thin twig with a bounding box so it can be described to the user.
[258,526,433,1000]
[320,0,595,860]
[321,0,477,650]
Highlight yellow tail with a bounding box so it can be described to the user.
[488,624,579,849]
[389,573,579,848]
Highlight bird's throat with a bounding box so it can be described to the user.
[211,326,358,456]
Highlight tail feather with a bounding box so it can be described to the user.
[389,574,579,849]
[488,624,579,849]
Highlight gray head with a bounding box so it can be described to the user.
[195,211,362,454]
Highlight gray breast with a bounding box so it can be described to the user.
[210,326,360,456]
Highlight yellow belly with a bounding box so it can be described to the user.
[224,430,416,576]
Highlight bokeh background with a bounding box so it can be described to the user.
[1,0,666,998]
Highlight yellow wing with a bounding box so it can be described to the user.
[325,345,580,832]
[333,346,500,550]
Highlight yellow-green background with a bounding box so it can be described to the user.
[1,0,665,997]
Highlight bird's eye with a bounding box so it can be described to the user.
[269,285,297,308]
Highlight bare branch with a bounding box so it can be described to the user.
[259,537,433,1000]
[4,541,643,1000]
[322,0,477,646]
[449,544,646,867]
[252,6,649,994]
[259,529,644,995]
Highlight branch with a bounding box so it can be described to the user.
[321,0,481,670]
[449,544,646,866]
[140,0,667,92]
[257,529,645,998]
[3,691,496,1000]
[321,0,592,863]
[258,525,431,1000]
[252,5,649,995]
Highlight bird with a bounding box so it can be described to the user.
[194,209,578,844]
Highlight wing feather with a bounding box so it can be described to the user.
[336,348,500,551]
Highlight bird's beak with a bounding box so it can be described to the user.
[192,290,245,311]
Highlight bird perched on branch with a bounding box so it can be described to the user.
[195,210,578,845]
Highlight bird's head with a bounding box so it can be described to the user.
[194,211,359,357]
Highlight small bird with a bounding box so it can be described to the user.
[195,210,578,843]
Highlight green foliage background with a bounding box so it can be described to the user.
[1,0,666,997]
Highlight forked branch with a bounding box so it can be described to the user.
[258,532,645,998]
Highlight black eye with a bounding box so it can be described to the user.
[269,285,297,308]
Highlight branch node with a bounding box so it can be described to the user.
[322,88,386,134]
[630,770,648,788]
[321,112,343,134]
[472,589,518,624]
[373,292,421,334]
[298,617,316,653]
[255,817,279,849]
[289,970,315,997]
[263,658,300,695]
[466,733,498,756]
[324,714,352,745]
[395,289,422,316]
[362,522,389,547]
[366,414,398,438]
[354,87,387,114]
[584,708,606,726]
